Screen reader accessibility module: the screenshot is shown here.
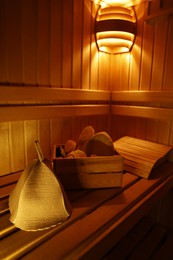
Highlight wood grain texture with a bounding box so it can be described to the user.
[0,105,110,122]
[111,105,173,120]
[0,86,110,103]
[21,0,37,84]
[50,0,62,86]
[112,91,173,104]
[0,0,173,178]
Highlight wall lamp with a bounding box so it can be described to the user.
[95,1,137,54]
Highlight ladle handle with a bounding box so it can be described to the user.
[35,140,44,162]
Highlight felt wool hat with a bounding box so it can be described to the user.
[9,140,72,231]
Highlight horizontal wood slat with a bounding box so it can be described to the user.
[3,89,173,104]
[0,86,110,103]
[0,173,139,259]
[0,105,110,122]
[111,105,173,120]
[111,91,173,103]
[20,162,173,260]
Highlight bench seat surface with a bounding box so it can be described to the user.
[0,162,173,260]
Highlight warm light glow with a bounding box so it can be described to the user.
[100,0,133,8]
[97,31,135,41]
[95,2,136,54]
[99,46,129,53]
[97,37,133,54]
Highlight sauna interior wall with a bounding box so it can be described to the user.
[110,0,173,146]
[1,0,173,176]
[0,0,111,176]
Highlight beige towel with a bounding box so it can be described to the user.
[9,140,72,231]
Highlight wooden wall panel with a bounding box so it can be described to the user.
[109,55,121,91]
[37,0,50,85]
[90,2,99,90]
[50,0,62,87]
[0,123,11,175]
[82,0,91,90]
[23,120,39,165]
[98,52,110,90]
[9,122,25,172]
[4,0,23,83]
[150,17,168,90]
[1,0,173,177]
[139,21,154,90]
[163,15,173,90]
[21,0,37,84]
[72,0,83,89]
[146,119,159,143]
[0,0,7,83]
[120,54,131,91]
[39,119,51,159]
[129,3,144,91]
[62,0,73,88]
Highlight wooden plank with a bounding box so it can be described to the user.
[0,0,7,83]
[4,0,23,84]
[50,118,63,158]
[98,52,110,91]
[9,121,25,172]
[163,15,173,90]
[146,118,159,142]
[0,172,21,186]
[0,86,110,103]
[104,216,155,259]
[119,53,131,91]
[111,90,173,103]
[82,0,91,90]
[38,119,51,160]
[152,232,173,260]
[0,122,11,175]
[139,21,154,90]
[62,0,73,88]
[0,213,17,238]
[156,119,171,145]
[111,105,173,120]
[0,105,110,122]
[0,173,139,259]
[23,120,39,165]
[0,183,16,198]
[21,0,37,84]
[129,3,144,91]
[0,105,109,122]
[54,155,123,189]
[72,0,83,89]
[90,2,99,90]
[0,197,8,215]
[72,163,173,260]
[150,17,168,90]
[128,223,167,260]
[20,162,173,260]
[37,0,50,85]
[50,0,62,87]
[109,54,121,91]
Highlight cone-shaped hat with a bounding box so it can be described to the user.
[9,140,72,231]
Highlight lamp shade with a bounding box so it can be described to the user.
[95,3,136,54]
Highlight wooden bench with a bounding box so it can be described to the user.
[1,161,173,260]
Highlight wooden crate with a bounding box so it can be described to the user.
[53,145,123,189]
